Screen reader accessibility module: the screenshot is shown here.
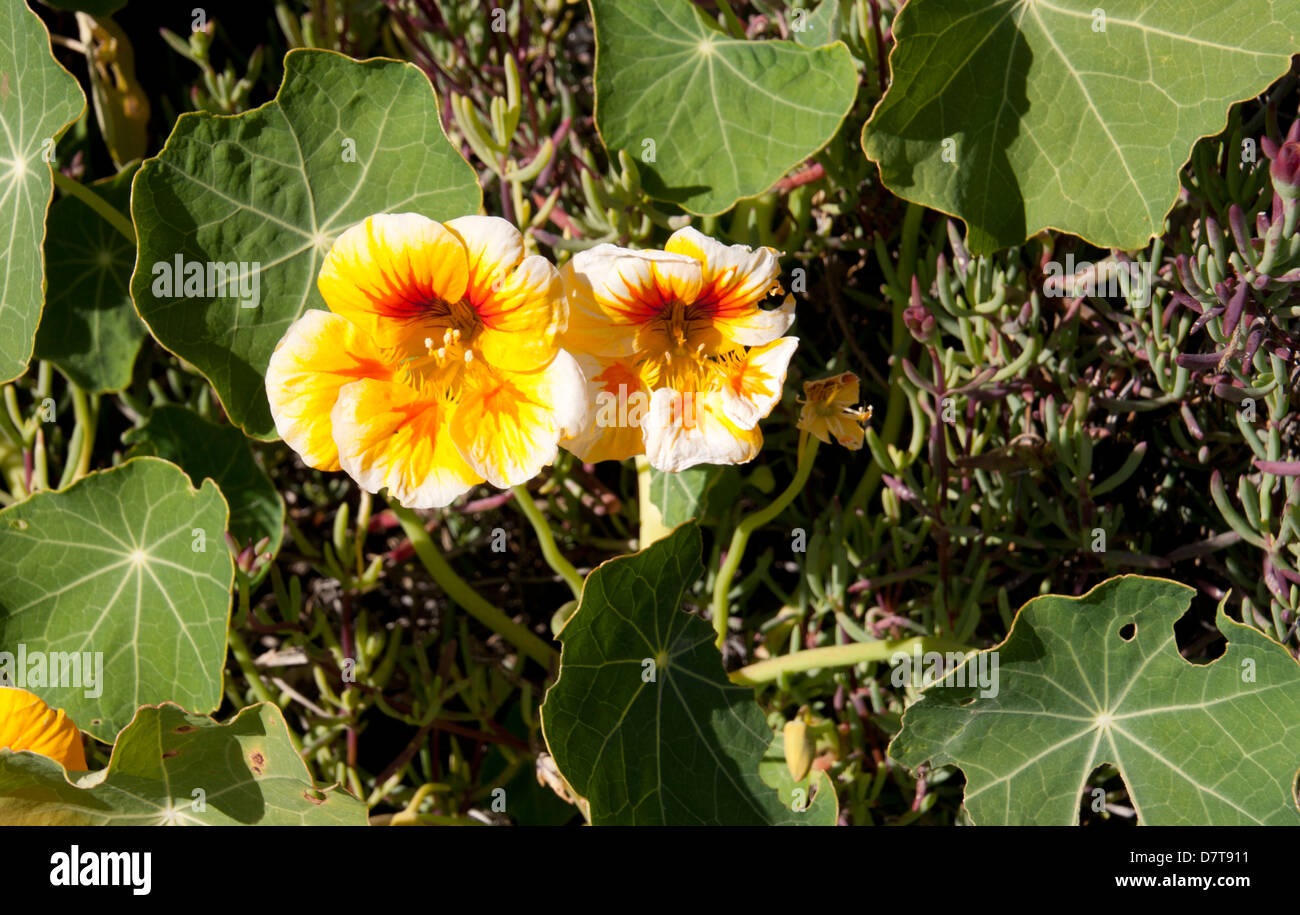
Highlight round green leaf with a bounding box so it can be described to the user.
[541,523,837,825]
[0,1,85,382]
[0,702,367,824]
[862,0,1300,254]
[123,404,285,558]
[891,575,1300,825]
[35,163,145,393]
[130,49,483,439]
[590,0,858,215]
[0,457,234,742]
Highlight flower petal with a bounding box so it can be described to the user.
[717,336,799,430]
[804,371,860,409]
[447,217,565,372]
[317,213,469,352]
[445,215,525,305]
[562,353,650,463]
[451,351,588,487]
[266,309,393,472]
[0,687,86,771]
[643,387,762,472]
[823,414,868,450]
[331,377,482,509]
[798,372,869,449]
[665,226,794,347]
[560,244,703,358]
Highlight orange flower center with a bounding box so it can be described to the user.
[398,298,485,391]
[640,300,714,357]
[418,297,484,347]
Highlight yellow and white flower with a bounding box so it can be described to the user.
[797,372,872,449]
[266,214,587,507]
[560,227,798,472]
[0,687,87,771]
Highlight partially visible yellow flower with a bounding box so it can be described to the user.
[266,214,587,507]
[0,687,87,771]
[798,372,872,449]
[560,227,798,471]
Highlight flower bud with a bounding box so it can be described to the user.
[1269,140,1300,199]
[904,274,935,341]
[903,302,935,341]
[783,718,813,782]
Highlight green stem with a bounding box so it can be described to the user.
[4,387,28,444]
[227,573,280,709]
[849,203,923,513]
[31,429,49,492]
[511,485,583,599]
[712,434,820,647]
[0,388,23,453]
[227,625,277,706]
[386,782,440,825]
[729,636,975,686]
[0,408,26,497]
[50,170,136,244]
[715,0,748,38]
[69,382,95,483]
[56,424,82,491]
[389,501,558,671]
[353,488,372,580]
[636,454,672,547]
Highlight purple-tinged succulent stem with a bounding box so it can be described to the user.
[1228,204,1259,270]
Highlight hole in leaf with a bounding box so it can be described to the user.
[1119,622,1136,641]
[1079,764,1136,826]
[1172,590,1228,664]
[1176,618,1226,665]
